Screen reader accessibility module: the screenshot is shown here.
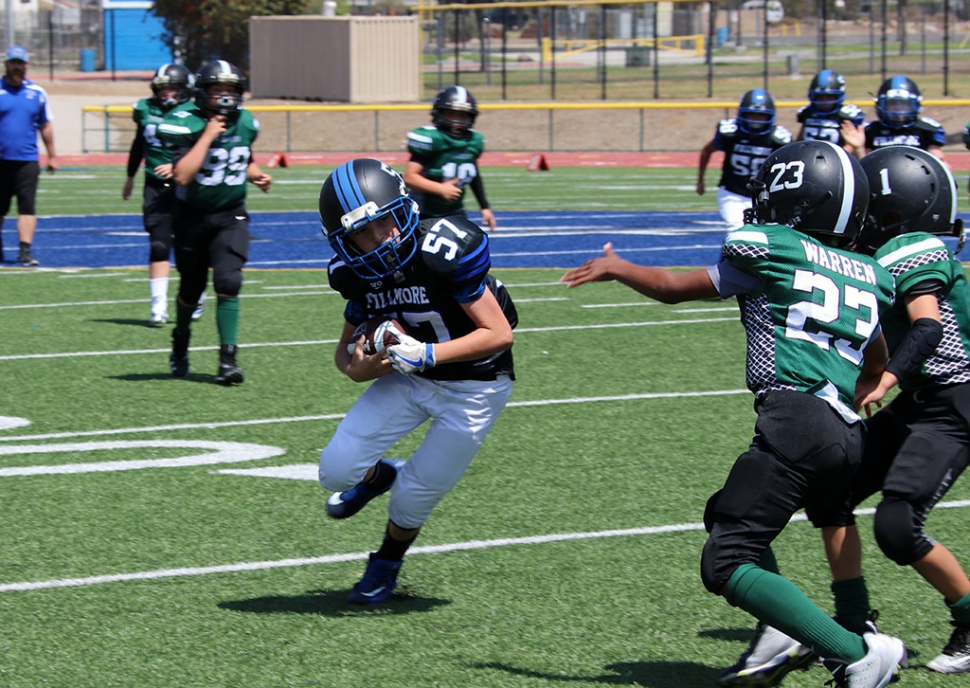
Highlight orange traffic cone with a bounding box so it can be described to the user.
[267,152,289,169]
[526,153,550,171]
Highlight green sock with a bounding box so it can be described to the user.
[948,591,970,626]
[726,563,866,663]
[216,296,240,346]
[831,576,871,628]
[175,297,196,333]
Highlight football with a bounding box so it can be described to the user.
[349,316,407,356]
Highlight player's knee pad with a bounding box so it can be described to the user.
[149,239,171,264]
[873,497,932,566]
[700,536,733,594]
[317,445,358,492]
[703,490,722,534]
[213,269,243,297]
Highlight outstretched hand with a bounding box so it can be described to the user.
[560,242,622,288]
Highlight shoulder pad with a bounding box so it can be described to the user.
[839,103,865,123]
[796,105,811,123]
[917,116,944,130]
[771,126,793,145]
[962,124,970,148]
[418,215,491,282]
[717,119,739,137]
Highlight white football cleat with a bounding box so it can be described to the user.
[830,632,907,688]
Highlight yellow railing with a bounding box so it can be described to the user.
[540,35,705,62]
[82,100,970,154]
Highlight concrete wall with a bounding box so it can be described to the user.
[249,16,420,103]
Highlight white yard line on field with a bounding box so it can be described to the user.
[5,501,970,593]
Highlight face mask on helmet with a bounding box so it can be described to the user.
[151,64,194,109]
[808,70,846,113]
[195,61,246,118]
[875,77,921,128]
[432,86,478,139]
[854,146,964,255]
[737,90,776,136]
[744,140,868,249]
[319,159,420,281]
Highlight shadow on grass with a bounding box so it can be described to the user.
[218,586,450,617]
[90,318,161,328]
[697,626,758,643]
[470,660,720,686]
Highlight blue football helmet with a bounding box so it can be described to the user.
[319,158,419,281]
[737,89,776,135]
[875,75,922,129]
[808,69,847,113]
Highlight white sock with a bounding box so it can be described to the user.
[149,277,169,315]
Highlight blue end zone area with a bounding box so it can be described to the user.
[6,210,731,270]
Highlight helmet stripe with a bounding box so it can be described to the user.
[333,161,366,215]
[827,141,855,235]
[217,60,232,76]
[455,86,469,104]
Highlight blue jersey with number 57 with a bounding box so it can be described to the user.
[328,213,517,381]
[722,223,895,419]
[712,119,792,196]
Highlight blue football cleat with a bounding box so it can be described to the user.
[326,459,404,519]
[348,553,402,604]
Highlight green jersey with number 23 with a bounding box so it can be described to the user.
[724,223,895,420]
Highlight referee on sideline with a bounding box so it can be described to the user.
[0,45,56,266]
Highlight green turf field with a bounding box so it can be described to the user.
[1,166,968,686]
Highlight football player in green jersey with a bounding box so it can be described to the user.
[157,60,271,385]
[806,146,970,675]
[563,141,907,688]
[403,86,496,232]
[121,63,207,327]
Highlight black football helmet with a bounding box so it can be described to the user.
[875,75,922,129]
[855,146,964,255]
[432,86,479,139]
[195,60,246,117]
[744,140,869,248]
[319,158,419,281]
[150,63,194,109]
[808,69,846,113]
[737,88,776,136]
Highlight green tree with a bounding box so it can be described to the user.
[153,0,311,73]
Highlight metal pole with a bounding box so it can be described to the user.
[762,6,768,91]
[707,3,715,98]
[48,9,54,81]
[943,0,950,95]
[5,0,14,51]
[600,5,606,100]
[483,17,492,86]
[550,6,556,100]
[820,0,827,69]
[454,9,460,85]
[880,0,887,81]
[869,5,875,74]
[536,10,543,86]
[501,7,507,100]
[652,1,659,99]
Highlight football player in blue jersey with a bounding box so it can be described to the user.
[864,76,945,162]
[697,89,792,230]
[317,158,516,604]
[795,69,866,159]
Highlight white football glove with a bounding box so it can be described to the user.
[387,334,436,375]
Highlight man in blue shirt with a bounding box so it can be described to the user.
[0,45,56,266]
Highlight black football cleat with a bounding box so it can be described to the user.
[169,329,190,377]
[215,344,244,385]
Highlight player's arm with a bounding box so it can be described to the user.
[172,115,227,186]
[247,159,272,193]
[122,128,145,200]
[468,173,496,231]
[561,242,718,303]
[856,290,942,412]
[335,319,394,383]
[794,123,806,142]
[697,140,718,196]
[927,144,946,163]
[39,120,56,173]
[403,159,462,202]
